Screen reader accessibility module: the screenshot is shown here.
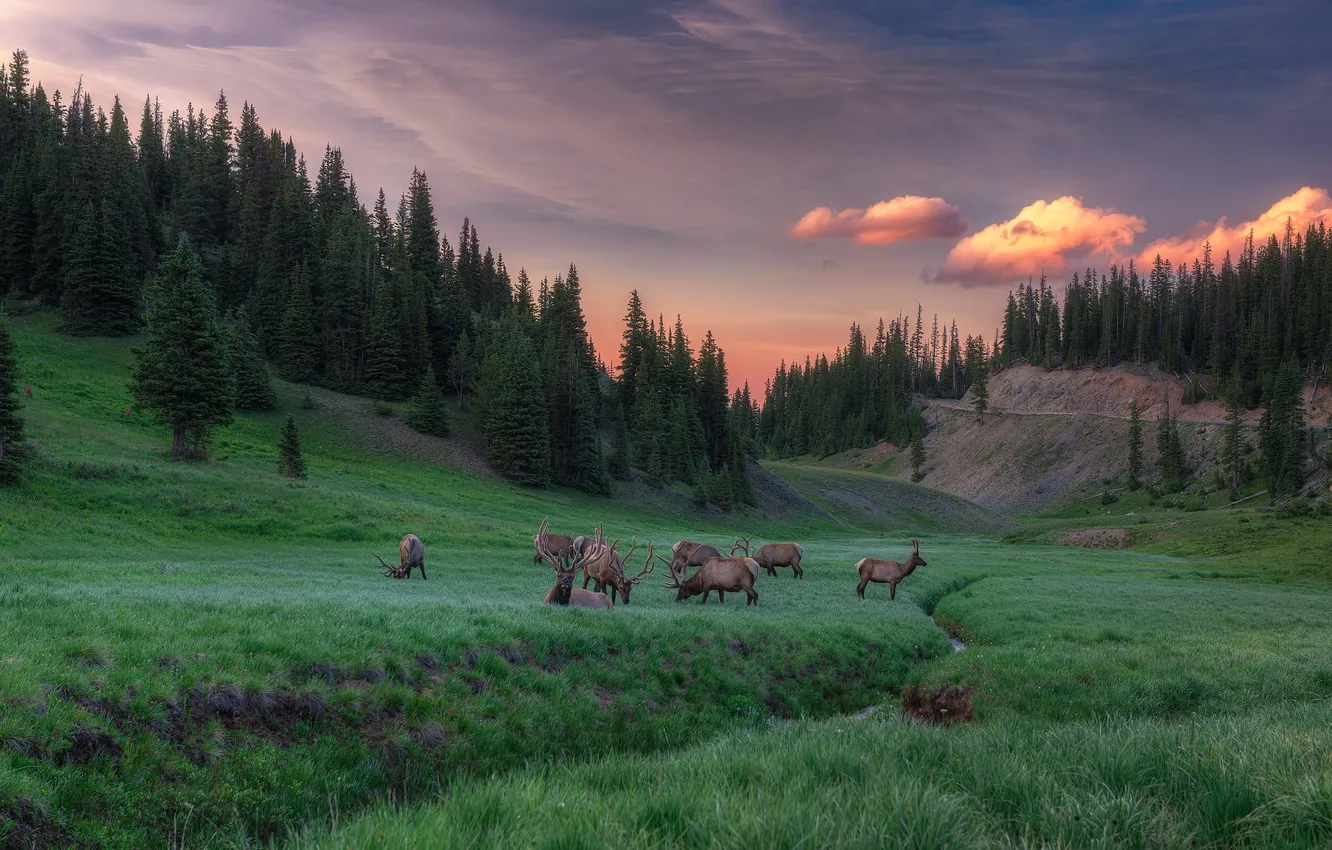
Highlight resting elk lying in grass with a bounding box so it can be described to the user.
[536,518,612,609]
[375,534,426,580]
[856,539,926,600]
[659,550,760,606]
[731,535,806,579]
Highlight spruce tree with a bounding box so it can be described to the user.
[363,280,410,401]
[486,322,550,486]
[1156,399,1184,490]
[971,365,989,423]
[60,201,140,336]
[128,236,235,458]
[609,400,632,481]
[1127,402,1143,489]
[447,328,475,411]
[1223,374,1244,501]
[1260,358,1306,496]
[910,433,926,482]
[278,415,307,478]
[405,365,451,437]
[228,307,276,410]
[0,310,26,484]
[278,264,317,381]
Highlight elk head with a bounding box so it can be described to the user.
[537,517,589,605]
[611,540,656,604]
[729,534,754,557]
[374,553,410,579]
[658,548,696,602]
[907,539,926,569]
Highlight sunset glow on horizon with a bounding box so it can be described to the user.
[6,0,1329,389]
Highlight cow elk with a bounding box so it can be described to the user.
[669,541,724,576]
[660,551,759,606]
[536,518,612,609]
[731,535,805,579]
[855,540,926,600]
[376,533,427,580]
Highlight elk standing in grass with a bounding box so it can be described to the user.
[376,534,427,580]
[533,525,574,565]
[536,518,612,609]
[731,535,805,579]
[668,541,724,576]
[660,550,759,606]
[856,540,926,600]
[576,523,655,604]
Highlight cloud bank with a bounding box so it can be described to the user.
[1137,186,1332,266]
[789,196,967,245]
[931,197,1146,287]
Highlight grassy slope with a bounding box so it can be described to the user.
[2,315,1331,849]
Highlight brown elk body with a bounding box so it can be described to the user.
[536,518,612,609]
[533,530,574,565]
[375,534,427,580]
[571,524,655,604]
[23,385,32,397]
[855,540,926,600]
[731,536,805,579]
[669,541,724,575]
[662,555,760,606]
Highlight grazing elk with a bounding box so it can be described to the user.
[576,523,654,605]
[660,551,760,606]
[375,534,427,580]
[855,540,926,600]
[536,518,612,609]
[533,525,574,565]
[731,535,806,579]
[668,541,725,576]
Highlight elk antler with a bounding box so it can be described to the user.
[535,518,565,571]
[659,547,684,588]
[912,539,919,553]
[375,553,407,578]
[730,535,754,557]
[626,541,656,584]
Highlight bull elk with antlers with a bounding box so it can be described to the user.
[536,518,612,609]
[856,540,926,600]
[660,550,759,606]
[731,535,805,579]
[576,523,655,604]
[533,525,574,565]
[375,534,427,580]
[668,541,725,577]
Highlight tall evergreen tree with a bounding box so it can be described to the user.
[486,321,551,486]
[405,364,451,437]
[227,306,276,410]
[1223,373,1245,501]
[278,415,307,478]
[1156,398,1185,489]
[1127,402,1143,489]
[0,310,26,484]
[1259,358,1306,496]
[278,264,317,381]
[60,201,140,335]
[910,433,926,482]
[129,236,235,457]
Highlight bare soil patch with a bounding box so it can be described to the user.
[900,683,975,725]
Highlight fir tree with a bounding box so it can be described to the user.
[60,201,140,335]
[129,236,235,458]
[1260,358,1306,496]
[0,310,26,484]
[1127,402,1143,489]
[363,279,410,401]
[1156,398,1185,489]
[971,364,989,423]
[228,306,276,410]
[486,322,550,486]
[278,264,317,381]
[278,415,307,478]
[910,433,926,482]
[405,365,451,437]
[447,328,476,411]
[609,400,632,480]
[1223,374,1245,501]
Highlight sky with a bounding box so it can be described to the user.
[4,0,1331,389]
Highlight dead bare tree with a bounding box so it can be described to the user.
[375,534,427,580]
[855,540,926,600]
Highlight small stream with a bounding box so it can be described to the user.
[850,615,966,720]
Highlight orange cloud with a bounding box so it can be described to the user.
[789,196,967,244]
[1137,186,1332,266]
[932,196,1145,287]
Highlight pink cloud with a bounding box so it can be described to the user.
[1137,186,1332,266]
[932,196,1145,287]
[789,196,968,244]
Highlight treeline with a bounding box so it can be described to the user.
[999,228,1332,407]
[0,49,752,501]
[759,310,991,459]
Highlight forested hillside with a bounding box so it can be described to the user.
[0,49,754,503]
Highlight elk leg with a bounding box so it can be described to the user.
[889,581,898,601]
[419,560,428,581]
[700,590,710,604]
[582,573,592,590]
[717,590,725,604]
[857,577,869,598]
[746,588,757,606]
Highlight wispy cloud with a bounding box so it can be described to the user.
[789,196,967,245]
[930,197,1145,287]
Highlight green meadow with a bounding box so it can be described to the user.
[2,314,1330,848]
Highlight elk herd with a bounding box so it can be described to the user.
[374,523,927,609]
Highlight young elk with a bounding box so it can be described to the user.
[731,536,805,579]
[668,541,724,576]
[375,534,427,580]
[660,551,760,606]
[532,525,574,565]
[536,518,612,609]
[855,540,926,600]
